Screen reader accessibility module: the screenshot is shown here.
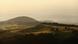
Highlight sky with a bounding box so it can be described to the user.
[0,0,78,24]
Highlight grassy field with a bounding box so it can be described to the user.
[0,22,78,44]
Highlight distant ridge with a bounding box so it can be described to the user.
[5,16,39,25]
[0,16,40,30]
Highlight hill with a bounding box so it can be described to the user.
[0,16,77,44]
[0,16,40,30]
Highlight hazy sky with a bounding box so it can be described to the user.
[0,0,78,24]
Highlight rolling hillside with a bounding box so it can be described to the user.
[0,16,77,44]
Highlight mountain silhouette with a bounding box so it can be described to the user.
[6,16,39,25]
[0,16,40,30]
